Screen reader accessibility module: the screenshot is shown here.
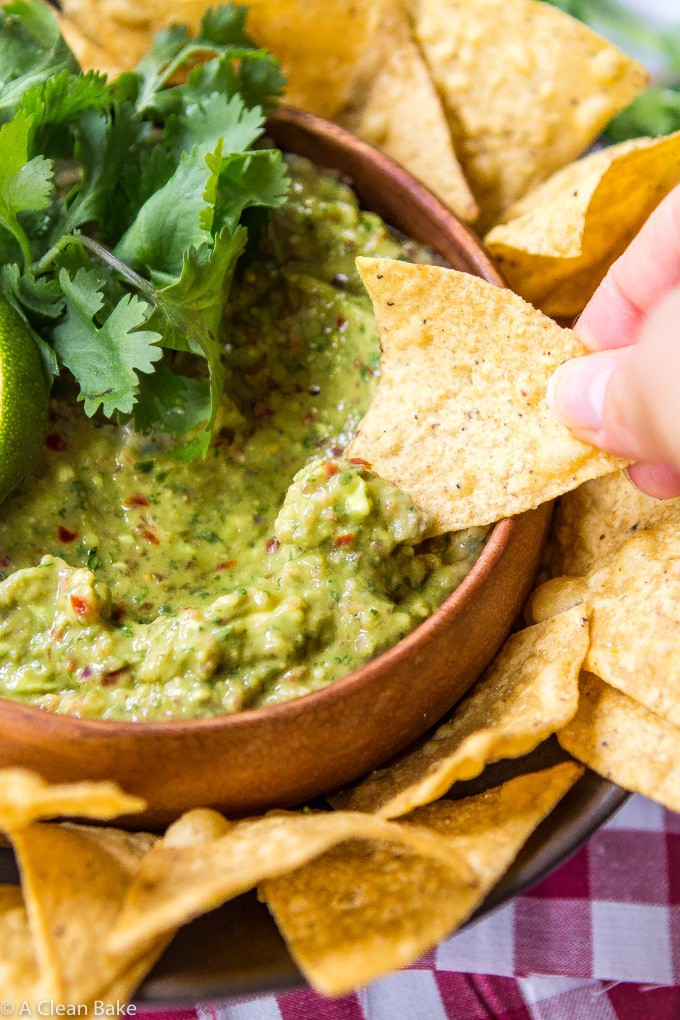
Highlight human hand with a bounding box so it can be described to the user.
[548,183,680,498]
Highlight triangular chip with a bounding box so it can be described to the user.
[332,607,588,818]
[108,809,472,958]
[407,0,647,228]
[261,762,582,996]
[485,132,680,318]
[0,770,145,832]
[11,822,164,1005]
[349,259,625,532]
[530,530,680,727]
[546,471,680,578]
[559,673,680,813]
[338,1,477,222]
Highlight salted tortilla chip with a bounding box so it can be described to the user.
[407,0,647,229]
[11,822,164,1005]
[559,673,680,812]
[530,529,680,726]
[485,133,680,318]
[546,471,680,578]
[261,762,582,996]
[338,1,477,222]
[0,770,145,832]
[108,809,472,957]
[332,608,587,818]
[0,885,46,1003]
[349,259,626,532]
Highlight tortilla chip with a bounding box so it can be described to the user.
[530,529,680,726]
[407,0,647,229]
[485,133,680,318]
[338,1,477,222]
[331,608,587,818]
[546,471,680,578]
[349,259,626,532]
[11,822,164,1005]
[59,0,387,119]
[559,673,680,812]
[261,762,582,996]
[0,885,46,1004]
[108,809,473,957]
[53,10,127,80]
[0,770,145,832]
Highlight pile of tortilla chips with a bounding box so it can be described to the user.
[2,0,680,1006]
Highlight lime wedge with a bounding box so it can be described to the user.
[0,296,49,503]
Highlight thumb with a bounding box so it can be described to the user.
[548,287,680,468]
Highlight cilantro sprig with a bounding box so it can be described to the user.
[544,0,680,142]
[0,0,289,458]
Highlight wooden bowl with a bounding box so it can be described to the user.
[0,108,551,828]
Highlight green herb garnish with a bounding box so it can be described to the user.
[0,0,289,458]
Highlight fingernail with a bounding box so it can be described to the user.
[548,354,619,431]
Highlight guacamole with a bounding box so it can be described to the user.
[0,156,487,721]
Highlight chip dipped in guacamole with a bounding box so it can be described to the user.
[0,154,488,722]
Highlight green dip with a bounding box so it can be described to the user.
[0,156,488,721]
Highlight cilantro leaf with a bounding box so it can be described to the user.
[236,53,286,112]
[20,69,111,157]
[113,140,222,283]
[133,3,271,121]
[133,362,211,439]
[0,262,63,321]
[53,268,162,417]
[178,51,285,116]
[152,224,247,352]
[196,4,251,47]
[133,24,192,116]
[0,109,54,265]
[60,101,145,238]
[0,1,290,459]
[214,149,289,234]
[165,92,265,158]
[0,0,77,120]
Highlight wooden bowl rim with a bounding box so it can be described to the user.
[0,107,515,737]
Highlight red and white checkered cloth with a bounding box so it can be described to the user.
[137,794,680,1019]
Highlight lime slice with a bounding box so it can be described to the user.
[0,296,49,503]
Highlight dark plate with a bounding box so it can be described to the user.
[0,740,627,1007]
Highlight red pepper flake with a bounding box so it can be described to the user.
[216,559,237,571]
[0,555,12,569]
[331,445,344,457]
[69,595,91,618]
[254,401,274,422]
[45,432,68,452]
[334,533,355,548]
[265,538,280,554]
[349,458,371,468]
[57,526,78,543]
[336,314,348,330]
[124,492,150,508]
[323,461,340,478]
[140,529,160,545]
